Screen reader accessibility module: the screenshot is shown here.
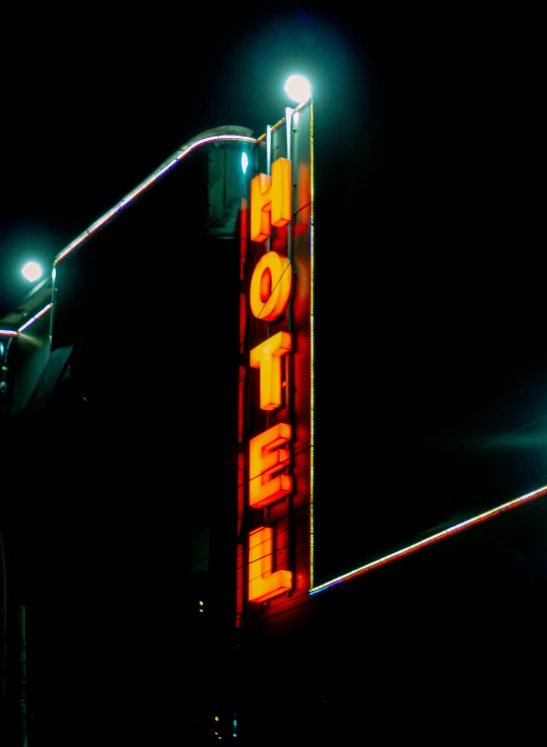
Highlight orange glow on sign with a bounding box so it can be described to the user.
[244,149,300,605]
[250,331,292,411]
[249,251,292,321]
[249,423,292,508]
[250,157,292,242]
[248,526,292,603]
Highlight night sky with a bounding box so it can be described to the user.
[1,8,546,743]
[2,12,542,315]
[0,8,377,315]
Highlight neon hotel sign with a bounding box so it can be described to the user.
[246,157,295,604]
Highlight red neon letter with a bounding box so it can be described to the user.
[250,331,292,411]
[250,157,292,243]
[248,526,292,603]
[249,422,292,508]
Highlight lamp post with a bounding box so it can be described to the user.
[1,531,6,705]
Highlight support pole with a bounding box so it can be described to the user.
[17,605,27,747]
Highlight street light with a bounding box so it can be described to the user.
[284,74,312,104]
[21,262,42,283]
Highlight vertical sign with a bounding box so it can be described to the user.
[248,157,294,603]
[237,104,313,617]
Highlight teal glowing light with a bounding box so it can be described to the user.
[21,261,43,282]
[241,152,249,175]
[284,75,312,104]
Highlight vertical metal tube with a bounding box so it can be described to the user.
[0,533,6,704]
[266,125,272,254]
[266,125,272,176]
[17,605,27,747]
[309,98,315,589]
[285,107,292,162]
[48,267,56,347]
[0,337,14,424]
[284,108,295,585]
[285,108,294,321]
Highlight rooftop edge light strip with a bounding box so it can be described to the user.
[53,132,259,267]
[18,303,53,334]
[51,107,311,271]
[0,303,53,337]
[309,483,547,595]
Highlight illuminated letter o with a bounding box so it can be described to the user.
[250,252,292,321]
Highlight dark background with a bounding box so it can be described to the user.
[0,7,380,315]
[1,6,546,744]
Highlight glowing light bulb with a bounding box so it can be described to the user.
[284,75,312,103]
[21,261,43,282]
